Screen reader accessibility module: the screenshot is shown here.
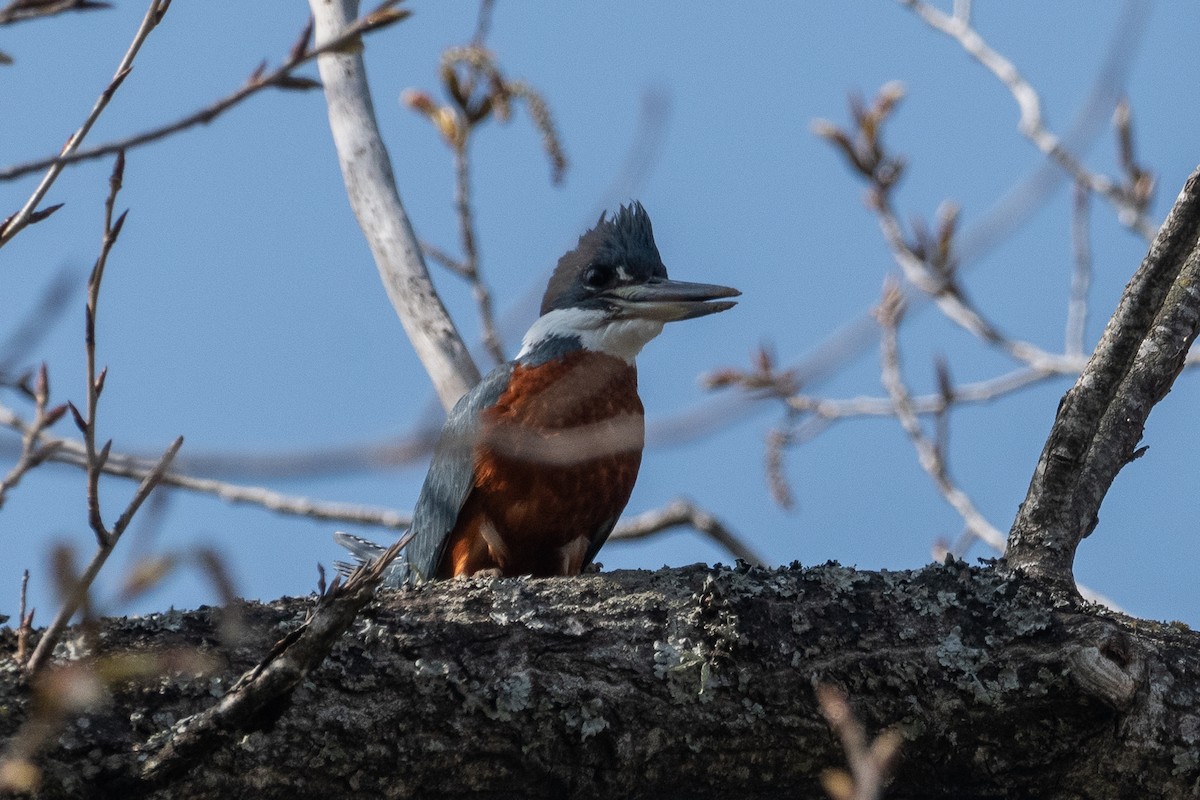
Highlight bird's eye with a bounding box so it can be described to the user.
[583,264,616,289]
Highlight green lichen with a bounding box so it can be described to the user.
[491,671,532,720]
[575,697,608,740]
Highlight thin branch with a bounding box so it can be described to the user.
[1006,165,1200,591]
[1067,181,1093,358]
[406,43,569,367]
[419,238,469,278]
[788,361,1080,425]
[25,436,182,676]
[15,570,33,667]
[0,0,109,26]
[879,192,1055,368]
[0,0,167,247]
[453,140,505,365]
[469,0,494,46]
[0,404,411,528]
[875,282,1008,553]
[79,151,128,545]
[0,3,411,188]
[310,0,480,412]
[764,425,796,510]
[631,9,1147,453]
[1112,98,1155,215]
[703,345,801,508]
[23,154,184,675]
[0,365,66,509]
[815,85,1062,370]
[610,498,766,566]
[899,0,1157,241]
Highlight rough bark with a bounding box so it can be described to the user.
[2,562,1198,799]
[1007,168,1200,589]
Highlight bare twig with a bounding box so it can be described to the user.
[77,151,128,544]
[704,346,801,508]
[899,0,1156,240]
[0,0,167,247]
[0,3,412,189]
[470,0,494,46]
[405,44,568,367]
[875,282,1008,553]
[1112,98,1155,215]
[816,683,902,800]
[452,126,504,364]
[451,146,504,362]
[704,343,800,399]
[0,0,109,27]
[15,570,33,666]
[0,365,66,509]
[418,238,469,277]
[815,84,1059,369]
[1067,181,1093,358]
[764,426,796,510]
[610,498,766,566]
[311,0,479,412]
[787,362,1081,424]
[626,8,1148,454]
[0,402,411,529]
[24,436,182,675]
[24,154,184,675]
[1006,165,1200,591]
[97,457,407,528]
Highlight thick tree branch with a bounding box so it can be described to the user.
[1006,166,1200,589]
[2,563,1196,798]
[309,0,480,411]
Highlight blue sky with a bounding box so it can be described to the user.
[3,1,1199,625]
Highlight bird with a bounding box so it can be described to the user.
[335,202,739,586]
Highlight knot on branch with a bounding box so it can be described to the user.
[1066,626,1144,711]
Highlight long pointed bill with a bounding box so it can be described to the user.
[609,278,741,322]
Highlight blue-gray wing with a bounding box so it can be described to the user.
[332,531,411,586]
[401,363,514,583]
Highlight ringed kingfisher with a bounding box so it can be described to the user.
[336,202,739,586]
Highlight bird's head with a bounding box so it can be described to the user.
[520,203,740,363]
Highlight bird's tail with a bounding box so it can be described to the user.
[332,530,411,588]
